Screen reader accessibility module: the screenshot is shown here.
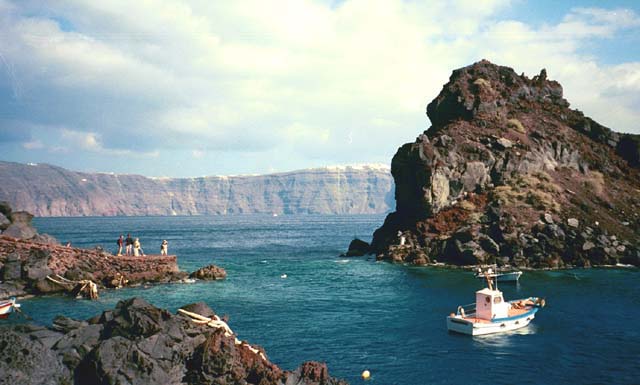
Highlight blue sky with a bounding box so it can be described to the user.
[0,0,639,177]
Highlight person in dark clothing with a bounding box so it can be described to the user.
[125,233,133,256]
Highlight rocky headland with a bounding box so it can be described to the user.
[0,297,347,385]
[0,163,393,216]
[365,60,640,268]
[0,202,218,300]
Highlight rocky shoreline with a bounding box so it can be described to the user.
[0,203,347,384]
[345,237,638,271]
[0,297,347,385]
[0,202,225,300]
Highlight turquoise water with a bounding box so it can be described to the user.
[17,215,640,384]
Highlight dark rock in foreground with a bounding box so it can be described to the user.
[0,297,348,385]
[369,60,640,268]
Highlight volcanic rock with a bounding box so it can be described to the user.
[2,212,37,239]
[0,204,57,244]
[2,252,22,281]
[0,298,347,385]
[0,201,11,219]
[344,238,370,256]
[0,325,70,384]
[0,212,9,230]
[0,218,186,300]
[368,60,640,268]
[496,137,514,149]
[190,264,227,280]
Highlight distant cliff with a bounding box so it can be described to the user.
[0,162,394,216]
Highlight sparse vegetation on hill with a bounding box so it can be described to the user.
[369,60,640,268]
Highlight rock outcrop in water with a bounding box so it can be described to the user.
[369,60,640,268]
[0,163,393,216]
[0,298,347,385]
[189,264,227,280]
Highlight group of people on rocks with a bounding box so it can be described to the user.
[116,234,169,256]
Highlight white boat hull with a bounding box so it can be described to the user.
[0,298,20,318]
[447,308,538,336]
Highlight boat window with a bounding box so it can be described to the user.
[485,297,491,303]
[494,296,502,304]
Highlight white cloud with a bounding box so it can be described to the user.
[191,149,204,159]
[0,1,639,176]
[59,128,158,157]
[564,7,640,30]
[22,139,43,149]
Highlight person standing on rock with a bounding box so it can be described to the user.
[133,238,141,256]
[397,230,406,246]
[125,233,133,256]
[160,239,168,256]
[117,234,124,256]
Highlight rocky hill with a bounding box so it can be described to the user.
[0,162,393,216]
[369,60,640,268]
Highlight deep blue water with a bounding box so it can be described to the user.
[14,215,640,384]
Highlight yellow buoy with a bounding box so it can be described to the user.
[361,370,371,380]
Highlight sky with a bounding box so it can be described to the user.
[0,0,639,177]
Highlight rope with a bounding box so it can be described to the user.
[45,275,98,299]
[45,275,76,286]
[178,308,267,361]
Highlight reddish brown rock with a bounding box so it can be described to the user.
[189,264,227,280]
[0,236,186,299]
[370,60,640,268]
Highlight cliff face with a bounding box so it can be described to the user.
[371,60,640,268]
[0,163,393,216]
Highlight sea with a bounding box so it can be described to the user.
[13,215,640,384]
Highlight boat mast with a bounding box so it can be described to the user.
[494,263,498,291]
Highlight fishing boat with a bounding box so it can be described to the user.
[474,266,522,282]
[0,297,21,319]
[447,275,545,336]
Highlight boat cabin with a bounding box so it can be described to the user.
[475,288,510,320]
